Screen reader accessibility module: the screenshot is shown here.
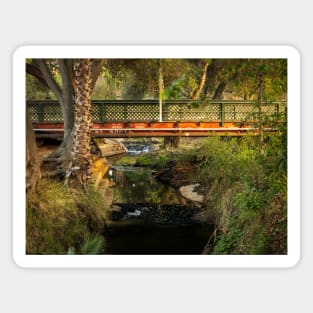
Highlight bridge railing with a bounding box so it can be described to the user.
[27,99,287,124]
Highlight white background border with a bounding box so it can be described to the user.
[2,1,312,312]
[13,45,300,268]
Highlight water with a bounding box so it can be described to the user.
[110,166,181,205]
[103,157,213,255]
[105,222,214,255]
[122,141,158,155]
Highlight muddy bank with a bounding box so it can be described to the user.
[153,161,198,188]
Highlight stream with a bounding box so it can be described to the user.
[103,151,214,255]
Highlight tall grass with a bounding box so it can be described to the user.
[26,180,109,254]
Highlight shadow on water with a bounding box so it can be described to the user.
[103,154,213,255]
[105,222,214,255]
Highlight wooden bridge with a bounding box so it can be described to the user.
[27,99,286,138]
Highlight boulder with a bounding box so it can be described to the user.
[179,184,204,203]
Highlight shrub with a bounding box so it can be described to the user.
[176,134,287,255]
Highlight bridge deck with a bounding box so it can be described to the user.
[28,100,286,138]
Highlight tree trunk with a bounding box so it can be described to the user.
[65,59,93,186]
[159,60,164,122]
[37,59,75,161]
[28,59,103,180]
[26,107,41,192]
[191,62,209,100]
[203,60,222,99]
[257,74,264,156]
[213,81,227,99]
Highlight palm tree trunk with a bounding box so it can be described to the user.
[66,59,93,186]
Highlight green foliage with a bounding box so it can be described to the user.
[136,152,173,170]
[227,59,287,101]
[67,234,105,255]
[177,131,287,255]
[192,136,259,185]
[26,180,108,254]
[163,75,188,99]
[146,190,162,205]
[67,247,76,255]
[80,234,106,254]
[26,73,53,100]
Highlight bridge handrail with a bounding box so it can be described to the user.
[27,99,287,124]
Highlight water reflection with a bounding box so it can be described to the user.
[104,157,214,255]
[111,166,181,205]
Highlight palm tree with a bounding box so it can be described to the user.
[65,59,93,186]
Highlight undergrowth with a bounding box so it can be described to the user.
[178,128,287,254]
[136,151,176,170]
[26,180,108,254]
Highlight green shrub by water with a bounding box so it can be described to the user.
[136,152,174,169]
[178,129,287,254]
[67,234,106,255]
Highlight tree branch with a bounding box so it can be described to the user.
[37,59,63,102]
[58,59,73,99]
[90,59,104,91]
[26,63,49,89]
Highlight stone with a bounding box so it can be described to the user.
[179,184,204,203]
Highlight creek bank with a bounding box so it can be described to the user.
[103,153,216,255]
[152,160,206,205]
[152,161,198,187]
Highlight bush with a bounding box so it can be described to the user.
[176,133,287,255]
[136,152,174,169]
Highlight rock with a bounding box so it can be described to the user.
[179,184,204,203]
[108,203,200,224]
[111,205,122,212]
[127,209,141,216]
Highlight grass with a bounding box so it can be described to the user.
[26,179,109,254]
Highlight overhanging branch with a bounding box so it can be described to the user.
[26,63,49,89]
[38,59,63,102]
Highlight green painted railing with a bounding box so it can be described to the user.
[27,99,286,125]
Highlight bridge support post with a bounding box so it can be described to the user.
[275,102,280,119]
[220,102,225,127]
[38,102,44,123]
[164,136,180,149]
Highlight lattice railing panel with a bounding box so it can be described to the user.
[91,103,101,121]
[126,103,159,121]
[261,104,277,114]
[102,103,126,121]
[28,103,41,121]
[42,103,63,122]
[27,100,287,123]
[28,102,63,122]
[225,103,258,120]
[164,103,221,120]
